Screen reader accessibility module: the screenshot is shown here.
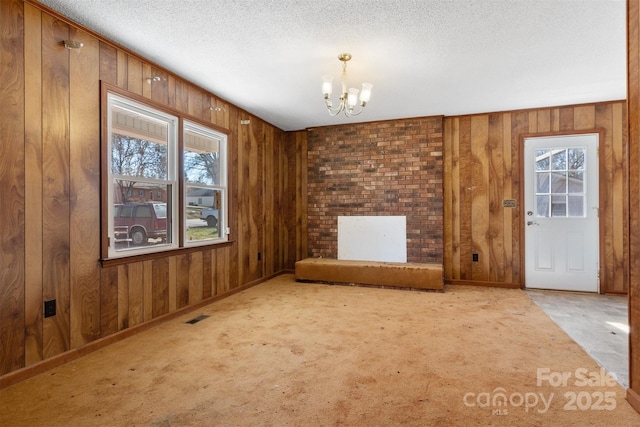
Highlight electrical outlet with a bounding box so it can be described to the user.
[44,300,56,318]
[472,253,479,262]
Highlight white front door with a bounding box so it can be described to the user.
[524,134,599,292]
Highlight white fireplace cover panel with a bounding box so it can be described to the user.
[337,216,407,263]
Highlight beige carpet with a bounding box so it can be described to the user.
[1,274,638,426]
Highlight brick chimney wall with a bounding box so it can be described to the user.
[306,116,443,264]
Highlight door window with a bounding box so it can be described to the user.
[534,147,586,218]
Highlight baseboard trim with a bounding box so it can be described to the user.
[627,388,640,414]
[0,271,288,390]
[445,279,522,289]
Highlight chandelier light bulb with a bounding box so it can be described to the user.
[360,83,373,104]
[322,75,334,98]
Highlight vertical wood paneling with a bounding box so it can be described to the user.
[443,118,454,279]
[188,84,203,119]
[627,0,640,397]
[451,119,461,279]
[0,0,26,375]
[264,126,275,276]
[488,114,505,282]
[238,115,261,284]
[502,113,514,283]
[143,260,153,322]
[574,105,595,130]
[254,121,264,280]
[69,27,101,348]
[117,265,129,330]
[459,117,473,280]
[176,254,189,309]
[202,251,212,299]
[116,50,127,88]
[189,252,203,305]
[209,250,218,296]
[598,104,615,292]
[24,1,43,367]
[536,109,551,133]
[444,102,625,290]
[228,107,240,291]
[283,131,291,269]
[510,111,528,284]
[222,246,231,293]
[216,248,227,295]
[238,117,250,283]
[152,258,169,317]
[168,256,177,312]
[99,41,117,83]
[126,55,143,95]
[150,68,168,105]
[127,262,144,327]
[167,76,176,109]
[612,103,627,293]
[528,111,538,133]
[444,118,461,280]
[142,63,151,99]
[41,14,71,359]
[100,266,118,336]
[559,107,575,131]
[470,116,490,281]
[174,80,189,114]
[210,99,230,129]
[294,131,308,261]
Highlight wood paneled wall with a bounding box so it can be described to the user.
[444,102,628,293]
[627,0,640,410]
[0,1,296,378]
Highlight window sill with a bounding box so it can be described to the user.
[100,240,235,268]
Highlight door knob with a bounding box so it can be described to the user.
[527,221,539,226]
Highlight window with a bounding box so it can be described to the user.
[534,147,586,218]
[183,120,228,245]
[104,87,229,259]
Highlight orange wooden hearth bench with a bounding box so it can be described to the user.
[294,258,444,291]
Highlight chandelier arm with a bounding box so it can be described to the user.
[344,105,365,117]
[325,98,346,116]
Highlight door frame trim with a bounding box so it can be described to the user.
[519,129,606,293]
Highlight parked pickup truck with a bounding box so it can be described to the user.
[199,209,219,227]
[114,202,167,246]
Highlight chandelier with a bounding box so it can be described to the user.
[322,53,373,117]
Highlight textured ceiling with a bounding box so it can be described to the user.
[38,0,626,131]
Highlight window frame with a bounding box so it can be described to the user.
[100,83,231,264]
[182,119,229,247]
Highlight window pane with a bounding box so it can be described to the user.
[551,195,567,217]
[535,150,550,171]
[112,181,171,251]
[536,172,550,193]
[568,171,584,193]
[536,195,549,217]
[186,186,223,242]
[568,148,585,170]
[112,179,168,204]
[184,125,221,186]
[568,195,584,217]
[552,150,567,170]
[551,172,567,193]
[111,104,169,181]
